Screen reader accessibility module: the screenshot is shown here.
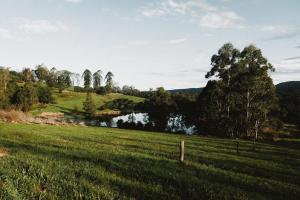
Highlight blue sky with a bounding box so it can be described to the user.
[0,0,299,90]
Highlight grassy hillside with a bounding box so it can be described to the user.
[0,123,299,199]
[31,90,144,118]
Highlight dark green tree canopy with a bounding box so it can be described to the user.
[82,69,92,89]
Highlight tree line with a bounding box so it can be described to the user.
[133,43,284,141]
[0,43,296,140]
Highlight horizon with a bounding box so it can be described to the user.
[0,0,299,90]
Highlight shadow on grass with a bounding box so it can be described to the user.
[2,139,300,200]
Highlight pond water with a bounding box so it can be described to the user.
[99,112,196,134]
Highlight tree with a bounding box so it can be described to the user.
[57,70,72,93]
[143,87,176,131]
[82,69,92,89]
[16,83,37,112]
[93,70,102,89]
[83,92,96,118]
[22,68,34,83]
[105,72,114,93]
[46,67,58,88]
[37,84,54,104]
[34,64,49,82]
[199,43,277,139]
[0,67,11,109]
[237,45,275,139]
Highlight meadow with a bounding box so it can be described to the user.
[0,123,299,199]
[31,90,144,118]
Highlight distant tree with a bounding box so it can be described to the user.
[46,67,58,88]
[34,64,49,82]
[122,85,141,96]
[93,70,102,89]
[57,70,72,93]
[71,73,81,87]
[83,92,96,118]
[143,87,176,131]
[22,68,34,83]
[37,84,54,104]
[16,83,37,112]
[0,67,11,109]
[82,69,92,89]
[105,72,114,93]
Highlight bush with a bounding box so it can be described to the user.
[37,85,55,104]
[74,86,94,93]
[0,110,27,122]
[100,99,137,112]
[95,87,107,95]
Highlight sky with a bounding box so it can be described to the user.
[0,0,299,90]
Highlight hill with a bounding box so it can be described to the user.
[0,123,299,199]
[276,81,300,91]
[31,90,144,118]
[168,88,203,94]
[276,81,300,126]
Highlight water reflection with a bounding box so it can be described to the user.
[99,112,196,134]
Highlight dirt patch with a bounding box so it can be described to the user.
[0,148,9,157]
[37,112,64,119]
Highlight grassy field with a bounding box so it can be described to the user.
[0,123,299,199]
[31,90,144,118]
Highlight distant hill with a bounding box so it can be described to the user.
[276,81,300,126]
[276,81,300,91]
[167,81,300,94]
[168,88,203,94]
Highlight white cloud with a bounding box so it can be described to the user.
[168,37,187,44]
[0,28,13,39]
[142,9,166,18]
[261,25,300,41]
[15,18,69,34]
[261,25,293,34]
[200,11,243,29]
[141,0,243,29]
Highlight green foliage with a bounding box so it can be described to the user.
[34,64,49,82]
[199,43,277,138]
[276,81,300,127]
[100,98,137,112]
[37,85,55,104]
[0,67,11,109]
[57,71,72,93]
[143,87,176,131]
[83,92,96,118]
[16,83,37,112]
[21,68,34,83]
[93,70,102,89]
[82,69,92,89]
[105,72,114,93]
[0,123,299,199]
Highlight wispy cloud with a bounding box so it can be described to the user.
[168,37,187,44]
[262,25,300,41]
[261,25,292,34]
[15,18,69,34]
[0,28,13,40]
[284,56,300,61]
[141,0,243,29]
[200,11,243,29]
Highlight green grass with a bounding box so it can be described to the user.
[0,123,299,199]
[31,90,144,118]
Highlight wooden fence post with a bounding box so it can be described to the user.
[180,140,184,162]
